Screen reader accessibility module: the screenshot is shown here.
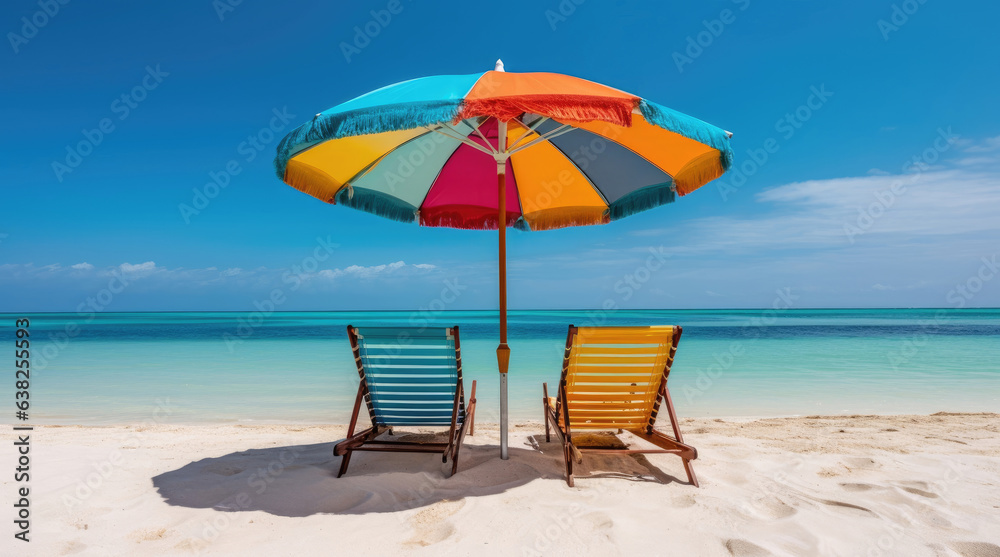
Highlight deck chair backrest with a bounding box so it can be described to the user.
[350,326,463,427]
[562,326,680,431]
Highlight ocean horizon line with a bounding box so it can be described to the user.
[3,306,999,315]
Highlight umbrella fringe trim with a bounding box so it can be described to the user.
[335,188,418,224]
[638,99,734,172]
[519,208,611,231]
[457,95,637,126]
[673,150,727,196]
[419,208,522,230]
[274,101,464,179]
[607,182,677,221]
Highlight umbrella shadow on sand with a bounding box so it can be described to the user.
[152,431,689,518]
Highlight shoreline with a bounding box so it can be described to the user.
[14,409,1000,428]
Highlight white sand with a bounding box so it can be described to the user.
[7,413,1000,556]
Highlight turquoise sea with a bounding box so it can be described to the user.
[3,309,999,425]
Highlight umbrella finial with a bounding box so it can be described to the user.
[495,59,505,72]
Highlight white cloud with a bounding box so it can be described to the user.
[593,140,1000,307]
[641,166,1000,256]
[956,156,999,167]
[118,261,159,277]
[0,259,441,291]
[316,261,436,280]
[963,135,1000,153]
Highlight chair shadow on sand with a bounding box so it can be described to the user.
[151,430,690,518]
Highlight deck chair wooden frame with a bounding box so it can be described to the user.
[543,325,698,487]
[334,325,476,477]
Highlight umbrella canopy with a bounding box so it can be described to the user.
[274,62,733,459]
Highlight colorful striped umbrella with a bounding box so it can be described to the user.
[274,61,733,458]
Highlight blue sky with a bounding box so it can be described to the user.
[2,0,999,311]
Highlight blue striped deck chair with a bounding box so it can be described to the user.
[333,325,477,477]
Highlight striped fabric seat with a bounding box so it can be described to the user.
[356,327,465,427]
[333,325,476,478]
[543,325,698,487]
[562,326,677,430]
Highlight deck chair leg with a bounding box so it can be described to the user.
[563,442,575,487]
[450,382,476,476]
[558,382,576,486]
[337,450,353,478]
[443,375,464,463]
[450,420,468,476]
[682,459,699,488]
[467,381,477,437]
[335,382,367,479]
[661,385,699,487]
[543,383,551,442]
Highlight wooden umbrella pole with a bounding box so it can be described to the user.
[497,119,510,460]
[499,168,507,347]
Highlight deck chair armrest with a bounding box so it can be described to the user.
[334,426,377,456]
[638,430,698,460]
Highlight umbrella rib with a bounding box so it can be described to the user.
[507,124,574,156]
[425,124,496,157]
[466,119,498,155]
[447,120,495,154]
[506,116,549,151]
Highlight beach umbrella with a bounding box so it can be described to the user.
[274,61,733,459]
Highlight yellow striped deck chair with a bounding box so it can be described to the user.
[543,325,698,487]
